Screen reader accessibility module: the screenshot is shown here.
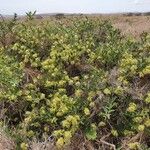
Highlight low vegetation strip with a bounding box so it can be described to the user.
[0,15,150,149]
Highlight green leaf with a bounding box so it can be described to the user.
[85,126,97,140]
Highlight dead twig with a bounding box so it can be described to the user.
[96,133,116,150]
[100,139,116,150]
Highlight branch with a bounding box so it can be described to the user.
[96,134,116,150]
[100,139,116,150]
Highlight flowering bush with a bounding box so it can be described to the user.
[0,16,150,149]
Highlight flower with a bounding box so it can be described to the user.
[133,117,142,123]
[111,129,118,137]
[20,143,28,150]
[145,93,150,104]
[40,93,45,99]
[84,108,90,116]
[75,90,83,97]
[56,137,64,148]
[138,125,145,132]
[127,103,137,112]
[64,131,72,143]
[75,81,81,87]
[128,142,140,150]
[145,119,150,127]
[103,88,111,95]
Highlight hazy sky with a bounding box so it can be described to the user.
[0,0,150,15]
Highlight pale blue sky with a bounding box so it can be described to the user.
[0,0,150,15]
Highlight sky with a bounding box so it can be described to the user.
[0,0,150,15]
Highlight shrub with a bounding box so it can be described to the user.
[0,16,150,149]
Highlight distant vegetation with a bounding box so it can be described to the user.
[55,13,65,19]
[124,12,150,16]
[0,13,150,150]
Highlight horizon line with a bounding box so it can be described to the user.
[1,10,150,16]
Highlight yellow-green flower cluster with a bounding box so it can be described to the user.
[53,115,80,148]
[145,92,150,104]
[50,94,74,117]
[119,52,138,78]
[127,103,137,113]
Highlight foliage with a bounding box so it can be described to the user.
[0,15,150,149]
[26,11,36,21]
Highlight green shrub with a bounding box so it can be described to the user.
[0,17,150,149]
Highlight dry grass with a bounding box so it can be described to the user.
[77,14,150,38]
[0,128,16,150]
[111,15,150,38]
